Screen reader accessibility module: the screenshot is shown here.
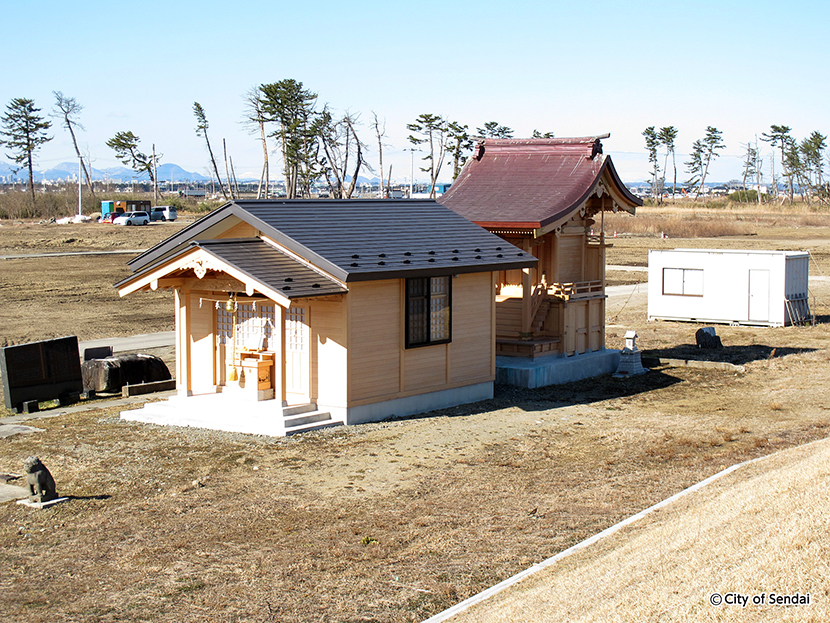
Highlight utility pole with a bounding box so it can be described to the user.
[77,153,82,217]
[152,144,159,205]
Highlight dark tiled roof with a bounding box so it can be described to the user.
[196,239,347,299]
[128,199,537,282]
[439,137,641,230]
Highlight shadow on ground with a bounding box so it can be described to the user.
[643,344,816,366]
[389,369,684,422]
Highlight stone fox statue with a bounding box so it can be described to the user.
[24,456,57,503]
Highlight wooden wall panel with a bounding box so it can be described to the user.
[573,300,588,354]
[495,297,522,337]
[451,273,493,383]
[348,280,402,401]
[558,235,584,283]
[216,222,259,239]
[589,298,604,351]
[311,298,348,408]
[403,345,447,391]
[585,246,602,281]
[188,291,216,394]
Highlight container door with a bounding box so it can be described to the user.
[285,306,310,404]
[748,269,770,323]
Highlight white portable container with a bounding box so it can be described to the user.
[647,249,810,327]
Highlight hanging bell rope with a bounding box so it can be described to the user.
[227,294,239,382]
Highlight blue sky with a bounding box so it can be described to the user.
[2,0,828,185]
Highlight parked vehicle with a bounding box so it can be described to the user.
[149,206,178,221]
[114,211,150,226]
[100,211,122,224]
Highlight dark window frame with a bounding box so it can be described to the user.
[405,276,452,348]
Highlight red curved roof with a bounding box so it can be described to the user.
[439,136,640,230]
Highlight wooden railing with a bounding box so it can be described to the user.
[548,280,603,300]
[497,279,606,338]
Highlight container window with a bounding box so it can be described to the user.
[663,268,703,297]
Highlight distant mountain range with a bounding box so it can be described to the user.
[0,160,380,186]
[0,160,211,183]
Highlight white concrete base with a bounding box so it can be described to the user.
[17,497,69,509]
[496,349,621,388]
[343,382,494,425]
[121,393,315,436]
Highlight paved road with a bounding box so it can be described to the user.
[80,331,176,352]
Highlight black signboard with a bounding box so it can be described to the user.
[0,336,83,412]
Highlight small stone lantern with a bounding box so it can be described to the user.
[624,330,638,351]
[614,330,648,377]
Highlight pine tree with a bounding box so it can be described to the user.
[446,121,473,180]
[642,126,661,201]
[0,97,52,207]
[476,121,513,138]
[259,79,318,198]
[658,126,678,201]
[685,126,725,199]
[106,131,160,203]
[407,113,448,198]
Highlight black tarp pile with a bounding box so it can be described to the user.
[82,354,171,393]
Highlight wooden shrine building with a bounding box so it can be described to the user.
[439,136,641,359]
[115,199,535,435]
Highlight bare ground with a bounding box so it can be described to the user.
[2,212,830,622]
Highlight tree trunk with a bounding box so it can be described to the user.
[223,139,234,200]
[205,131,227,200]
[65,123,94,195]
[230,157,239,198]
[26,153,36,208]
[671,152,677,202]
[256,120,269,199]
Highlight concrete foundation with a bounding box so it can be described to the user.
[342,382,494,425]
[122,382,495,436]
[496,349,621,389]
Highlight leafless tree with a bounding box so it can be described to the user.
[52,92,94,195]
[371,111,387,197]
[193,102,228,200]
[316,109,369,199]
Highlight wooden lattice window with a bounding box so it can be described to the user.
[406,276,451,348]
[285,307,306,352]
[216,302,276,351]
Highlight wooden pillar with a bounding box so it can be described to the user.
[521,267,532,338]
[175,287,192,396]
[277,305,287,406]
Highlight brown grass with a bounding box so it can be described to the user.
[2,205,830,621]
[453,438,830,623]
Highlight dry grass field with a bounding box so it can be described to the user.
[450,437,830,623]
[1,202,830,622]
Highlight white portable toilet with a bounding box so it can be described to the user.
[648,249,810,327]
